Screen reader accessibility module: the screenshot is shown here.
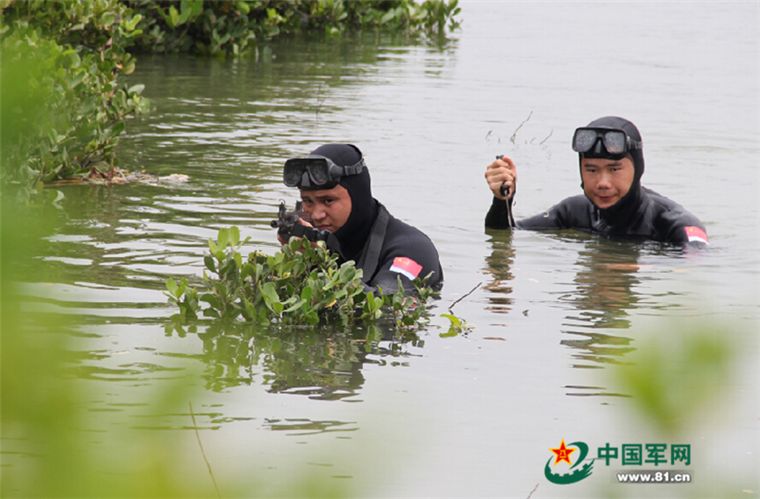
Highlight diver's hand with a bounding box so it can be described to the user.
[277,218,318,246]
[485,155,517,201]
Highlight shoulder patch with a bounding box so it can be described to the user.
[389,257,423,280]
[684,226,708,244]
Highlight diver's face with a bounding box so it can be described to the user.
[581,156,635,209]
[299,184,352,233]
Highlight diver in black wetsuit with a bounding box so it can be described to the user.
[484,116,708,245]
[279,143,443,293]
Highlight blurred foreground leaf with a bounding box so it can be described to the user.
[611,321,739,435]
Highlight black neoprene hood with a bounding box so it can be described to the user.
[580,116,645,185]
[577,116,646,223]
[306,143,377,260]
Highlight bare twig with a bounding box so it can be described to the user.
[525,482,539,499]
[539,129,553,145]
[189,401,221,499]
[448,282,482,312]
[510,110,533,144]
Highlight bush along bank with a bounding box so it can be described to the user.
[125,0,461,56]
[0,0,460,194]
[1,1,149,196]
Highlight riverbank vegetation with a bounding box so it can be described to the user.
[0,0,460,194]
[1,1,148,196]
[127,0,461,56]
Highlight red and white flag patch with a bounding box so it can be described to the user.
[389,256,423,280]
[684,226,708,244]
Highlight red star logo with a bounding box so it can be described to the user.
[550,439,576,465]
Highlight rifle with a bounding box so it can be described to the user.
[270,200,330,242]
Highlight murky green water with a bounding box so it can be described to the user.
[5,2,759,497]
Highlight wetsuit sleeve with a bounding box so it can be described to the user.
[485,196,511,229]
[656,210,709,245]
[515,209,564,229]
[486,196,586,230]
[367,227,443,295]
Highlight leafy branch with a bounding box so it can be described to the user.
[165,227,439,335]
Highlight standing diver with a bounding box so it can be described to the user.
[278,143,443,293]
[483,116,708,244]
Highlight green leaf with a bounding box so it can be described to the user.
[110,122,125,137]
[123,59,136,75]
[204,255,216,272]
[283,299,305,313]
[440,313,462,328]
[240,297,257,321]
[260,282,281,312]
[304,310,319,325]
[440,313,467,338]
[165,278,179,297]
[229,226,240,245]
[236,1,250,14]
[128,84,145,95]
[178,1,191,23]
[380,9,397,24]
[168,6,180,28]
[338,262,357,283]
[238,264,254,283]
[124,14,143,32]
[61,49,80,69]
[181,0,204,19]
[217,228,229,248]
[203,308,220,318]
[100,12,116,27]
[283,300,306,314]
[200,293,221,310]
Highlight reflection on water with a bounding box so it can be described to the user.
[480,230,703,398]
[559,238,697,374]
[263,418,357,436]
[194,322,422,401]
[482,230,515,315]
[559,237,642,372]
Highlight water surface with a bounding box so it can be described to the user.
[5,1,759,497]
